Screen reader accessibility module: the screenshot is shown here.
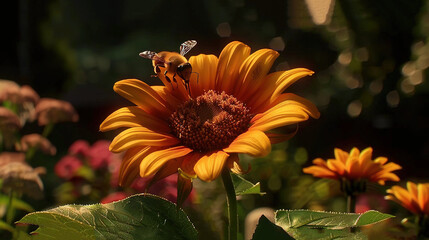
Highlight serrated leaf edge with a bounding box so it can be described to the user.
[275,209,394,229]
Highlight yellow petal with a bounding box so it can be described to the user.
[358,147,373,165]
[345,148,360,170]
[139,146,193,177]
[119,146,156,187]
[223,130,271,157]
[270,68,315,102]
[249,68,314,111]
[265,130,297,144]
[407,181,419,203]
[100,106,170,132]
[194,151,229,182]
[312,158,329,168]
[374,156,388,165]
[114,79,170,117]
[327,159,346,176]
[147,159,181,189]
[303,165,337,178]
[189,54,218,97]
[180,152,204,176]
[250,97,318,132]
[334,148,349,164]
[110,127,179,153]
[215,41,251,93]
[151,86,182,111]
[237,49,279,102]
[418,183,429,213]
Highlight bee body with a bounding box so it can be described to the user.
[140,40,197,92]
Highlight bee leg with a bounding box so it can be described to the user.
[164,70,175,89]
[192,72,200,83]
[172,72,179,88]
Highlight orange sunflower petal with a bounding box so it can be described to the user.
[358,147,373,166]
[193,151,229,182]
[265,130,297,144]
[223,130,271,157]
[151,85,182,111]
[180,152,204,177]
[147,159,182,190]
[250,97,318,132]
[215,41,251,93]
[119,146,156,187]
[407,181,419,203]
[418,183,429,213]
[334,148,349,164]
[249,68,314,111]
[302,165,337,179]
[388,185,414,209]
[312,158,330,167]
[114,79,170,117]
[189,54,218,97]
[139,146,193,178]
[270,68,315,102]
[327,159,346,176]
[110,127,180,153]
[99,106,170,132]
[237,48,279,102]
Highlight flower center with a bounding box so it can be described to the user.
[169,90,252,152]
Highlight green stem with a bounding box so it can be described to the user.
[417,215,429,239]
[347,194,356,213]
[42,122,54,138]
[5,190,15,225]
[221,167,238,240]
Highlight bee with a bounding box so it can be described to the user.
[139,40,197,92]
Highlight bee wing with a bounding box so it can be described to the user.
[139,51,164,62]
[179,40,197,56]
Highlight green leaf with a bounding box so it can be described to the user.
[252,215,294,240]
[0,194,35,212]
[16,194,198,240]
[231,173,264,196]
[0,219,14,232]
[275,210,394,240]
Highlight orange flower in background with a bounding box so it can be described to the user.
[386,182,429,216]
[303,147,401,185]
[100,41,319,193]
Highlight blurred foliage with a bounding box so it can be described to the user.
[2,0,429,238]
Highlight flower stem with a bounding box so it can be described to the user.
[347,194,356,213]
[221,167,238,240]
[5,190,15,225]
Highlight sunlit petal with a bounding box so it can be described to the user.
[194,151,229,182]
[224,130,271,157]
[216,41,251,93]
[139,146,193,177]
[114,79,170,117]
[189,54,218,97]
[100,106,170,132]
[110,127,179,153]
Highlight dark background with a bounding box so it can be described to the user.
[2,0,428,189]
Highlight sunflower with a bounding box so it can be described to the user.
[303,147,401,194]
[100,41,320,201]
[386,181,429,216]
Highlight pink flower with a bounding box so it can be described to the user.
[68,140,90,157]
[101,192,129,204]
[54,156,82,180]
[355,193,389,213]
[87,140,112,169]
